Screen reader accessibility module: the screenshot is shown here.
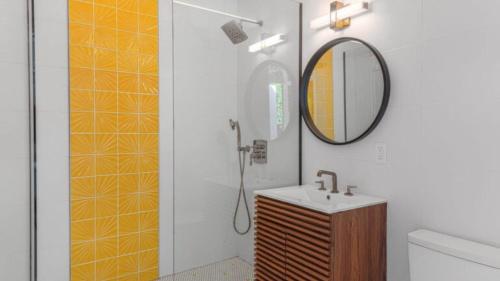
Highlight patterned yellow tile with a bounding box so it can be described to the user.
[71,112,94,133]
[139,153,158,172]
[138,75,158,95]
[72,241,96,265]
[96,258,118,280]
[95,70,118,91]
[139,173,157,193]
[119,234,139,255]
[71,134,95,155]
[70,46,94,68]
[96,237,118,260]
[69,0,93,25]
[95,5,117,29]
[95,49,117,71]
[118,254,138,277]
[118,114,139,133]
[139,193,158,212]
[95,113,118,133]
[139,134,157,154]
[70,0,159,276]
[71,220,95,242]
[96,196,118,218]
[139,268,158,281]
[117,31,139,53]
[117,10,138,32]
[71,262,95,281]
[70,23,94,46]
[96,216,118,239]
[138,54,158,74]
[70,89,94,112]
[139,114,158,133]
[139,211,157,231]
[118,94,139,113]
[118,0,138,12]
[119,73,139,93]
[71,155,96,178]
[96,176,118,197]
[118,154,139,174]
[72,177,96,199]
[72,198,96,221]
[138,34,157,55]
[139,0,157,16]
[95,134,118,154]
[119,213,139,235]
[139,95,158,114]
[96,155,118,175]
[118,134,139,154]
[119,175,139,194]
[70,68,94,90]
[117,52,139,72]
[96,0,116,7]
[118,274,139,281]
[95,92,118,112]
[139,249,157,271]
[139,231,158,251]
[95,26,116,49]
[119,194,139,214]
[139,15,157,36]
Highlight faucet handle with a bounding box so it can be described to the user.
[345,185,358,196]
[315,180,326,191]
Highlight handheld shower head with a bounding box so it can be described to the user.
[229,119,242,148]
[221,20,248,45]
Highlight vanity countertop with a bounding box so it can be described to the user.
[254,185,387,214]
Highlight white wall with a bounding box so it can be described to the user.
[0,0,31,279]
[302,1,500,280]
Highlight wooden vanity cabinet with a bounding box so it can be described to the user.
[254,196,387,281]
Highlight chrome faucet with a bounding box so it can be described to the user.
[317,170,338,193]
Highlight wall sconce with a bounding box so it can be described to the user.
[310,1,369,30]
[249,34,287,53]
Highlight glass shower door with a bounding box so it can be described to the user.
[171,0,301,279]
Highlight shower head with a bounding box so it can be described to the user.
[229,119,238,130]
[221,20,248,45]
[229,119,242,148]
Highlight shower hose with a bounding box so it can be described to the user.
[233,147,252,235]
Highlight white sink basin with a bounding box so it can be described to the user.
[254,185,387,214]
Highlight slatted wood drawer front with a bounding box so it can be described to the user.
[255,196,332,281]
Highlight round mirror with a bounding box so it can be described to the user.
[245,61,295,141]
[301,37,390,145]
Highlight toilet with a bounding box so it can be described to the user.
[408,229,500,281]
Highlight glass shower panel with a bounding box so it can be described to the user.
[172,0,300,279]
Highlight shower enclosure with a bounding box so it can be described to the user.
[170,0,301,279]
[29,0,301,280]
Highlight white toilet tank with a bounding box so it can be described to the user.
[408,230,500,281]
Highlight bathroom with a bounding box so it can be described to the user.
[1,0,500,280]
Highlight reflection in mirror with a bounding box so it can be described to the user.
[245,61,293,141]
[304,39,389,144]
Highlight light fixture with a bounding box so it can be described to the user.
[248,34,287,53]
[310,1,369,30]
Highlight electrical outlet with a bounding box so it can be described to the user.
[375,143,387,164]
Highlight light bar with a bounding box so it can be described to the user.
[310,1,369,30]
[248,34,287,53]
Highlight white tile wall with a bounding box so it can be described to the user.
[0,0,31,280]
[302,0,500,280]
[35,0,71,279]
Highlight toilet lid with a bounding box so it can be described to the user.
[409,230,500,269]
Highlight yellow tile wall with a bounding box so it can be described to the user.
[308,49,334,139]
[69,0,159,280]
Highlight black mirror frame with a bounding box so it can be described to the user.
[300,37,391,145]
